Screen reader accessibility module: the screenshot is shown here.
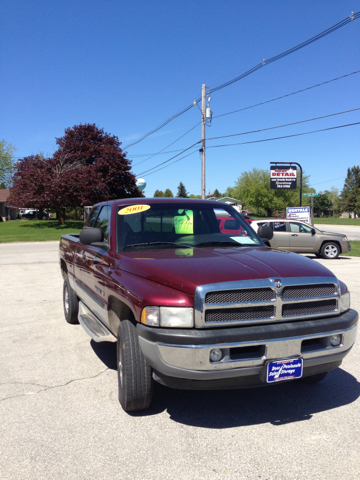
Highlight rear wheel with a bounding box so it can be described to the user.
[117,319,153,412]
[321,242,340,259]
[301,371,328,383]
[63,277,79,324]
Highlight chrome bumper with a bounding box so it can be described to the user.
[138,323,357,381]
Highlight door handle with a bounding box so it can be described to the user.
[291,234,298,237]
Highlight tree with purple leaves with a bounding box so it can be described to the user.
[10,124,142,223]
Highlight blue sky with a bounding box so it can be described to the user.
[1,1,360,198]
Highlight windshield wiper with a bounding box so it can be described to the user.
[195,241,243,247]
[124,242,193,249]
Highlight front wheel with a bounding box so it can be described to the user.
[117,320,153,412]
[63,277,79,324]
[321,242,340,259]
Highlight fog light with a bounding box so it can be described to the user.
[210,348,223,362]
[331,335,342,346]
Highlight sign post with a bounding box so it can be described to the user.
[302,193,320,226]
[270,162,303,206]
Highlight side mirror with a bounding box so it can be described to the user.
[80,227,104,246]
[311,228,316,235]
[258,225,273,241]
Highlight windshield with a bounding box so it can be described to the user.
[116,203,263,251]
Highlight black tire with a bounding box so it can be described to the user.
[301,371,328,383]
[63,277,79,324]
[117,319,153,412]
[321,242,340,259]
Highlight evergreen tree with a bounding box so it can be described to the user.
[176,182,188,198]
[213,189,221,198]
[163,188,174,197]
[341,166,360,215]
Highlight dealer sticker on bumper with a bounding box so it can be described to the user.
[267,358,303,383]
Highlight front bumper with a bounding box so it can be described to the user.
[137,309,358,389]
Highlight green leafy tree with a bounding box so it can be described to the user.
[313,191,333,217]
[163,188,174,198]
[341,166,360,216]
[0,140,17,188]
[176,182,188,198]
[189,194,201,199]
[230,168,311,216]
[153,190,164,197]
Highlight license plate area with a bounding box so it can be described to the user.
[267,358,303,383]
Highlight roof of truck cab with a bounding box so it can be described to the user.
[93,198,223,207]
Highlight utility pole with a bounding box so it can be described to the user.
[201,84,206,199]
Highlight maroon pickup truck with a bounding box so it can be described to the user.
[59,198,358,412]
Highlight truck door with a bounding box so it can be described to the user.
[76,205,112,327]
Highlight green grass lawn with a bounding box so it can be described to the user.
[341,241,360,257]
[313,217,360,226]
[0,219,84,243]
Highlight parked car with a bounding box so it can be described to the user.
[242,214,255,223]
[59,198,357,412]
[250,219,350,259]
[21,210,51,219]
[217,215,247,235]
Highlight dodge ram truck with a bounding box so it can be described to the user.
[59,198,358,412]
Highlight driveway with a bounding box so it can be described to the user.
[1,242,359,480]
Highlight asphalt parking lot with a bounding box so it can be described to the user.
[1,242,359,480]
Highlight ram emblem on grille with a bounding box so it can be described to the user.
[274,279,282,289]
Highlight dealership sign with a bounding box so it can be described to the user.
[286,206,310,224]
[270,166,297,189]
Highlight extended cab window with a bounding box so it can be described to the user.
[94,206,111,243]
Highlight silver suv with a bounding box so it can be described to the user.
[251,219,351,259]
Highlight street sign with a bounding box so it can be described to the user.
[270,166,297,190]
[302,193,320,197]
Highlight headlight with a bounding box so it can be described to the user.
[141,306,194,328]
[340,291,350,313]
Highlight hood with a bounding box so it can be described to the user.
[320,230,346,238]
[118,246,335,296]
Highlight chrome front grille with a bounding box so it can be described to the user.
[282,299,337,317]
[195,277,340,328]
[205,288,275,304]
[205,306,275,323]
[282,284,336,299]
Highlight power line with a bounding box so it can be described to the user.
[208,121,360,149]
[311,176,345,186]
[214,70,360,119]
[136,141,201,176]
[132,122,200,167]
[209,11,360,94]
[128,70,360,159]
[207,107,360,142]
[124,11,359,150]
[140,151,198,178]
[135,121,360,177]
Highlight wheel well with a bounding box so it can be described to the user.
[320,240,341,252]
[60,259,68,279]
[108,296,136,336]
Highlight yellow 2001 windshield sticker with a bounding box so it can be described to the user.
[118,205,150,215]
